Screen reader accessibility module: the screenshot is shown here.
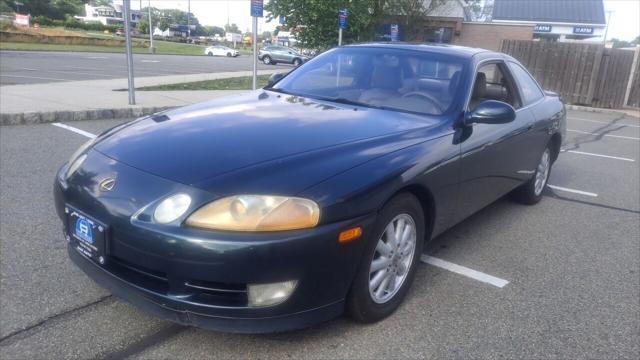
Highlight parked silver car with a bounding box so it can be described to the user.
[258,46,309,66]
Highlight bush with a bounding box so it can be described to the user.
[32,16,64,27]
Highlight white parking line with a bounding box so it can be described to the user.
[51,123,96,139]
[568,117,640,128]
[141,60,160,63]
[0,74,68,82]
[561,149,635,162]
[547,184,598,197]
[567,129,640,141]
[420,255,509,288]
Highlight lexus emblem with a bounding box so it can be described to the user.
[99,178,116,192]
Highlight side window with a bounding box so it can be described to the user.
[470,63,519,111]
[508,62,544,106]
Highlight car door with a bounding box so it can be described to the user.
[455,60,536,223]
[271,46,286,62]
[507,61,559,170]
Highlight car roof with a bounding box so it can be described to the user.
[345,42,494,59]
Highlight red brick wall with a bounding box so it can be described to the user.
[455,23,534,51]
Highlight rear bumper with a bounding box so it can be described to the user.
[68,245,344,333]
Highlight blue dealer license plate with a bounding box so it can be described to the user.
[68,209,107,262]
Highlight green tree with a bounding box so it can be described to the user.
[203,25,225,36]
[141,6,201,33]
[224,23,240,34]
[265,0,380,49]
[0,0,14,14]
[11,0,84,19]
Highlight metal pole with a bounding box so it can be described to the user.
[187,0,191,39]
[603,11,613,44]
[148,0,154,53]
[623,46,639,108]
[123,0,136,105]
[252,16,258,90]
[338,28,342,46]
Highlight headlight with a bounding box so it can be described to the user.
[154,193,192,224]
[65,138,95,179]
[185,195,320,231]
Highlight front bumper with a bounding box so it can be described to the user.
[67,244,345,333]
[54,150,375,332]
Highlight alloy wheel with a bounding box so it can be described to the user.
[369,214,417,304]
[534,148,551,196]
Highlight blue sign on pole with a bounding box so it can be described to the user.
[390,24,399,42]
[250,0,263,17]
[338,8,347,29]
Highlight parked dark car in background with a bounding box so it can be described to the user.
[54,43,565,333]
[258,45,309,66]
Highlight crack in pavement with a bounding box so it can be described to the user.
[564,114,635,152]
[544,189,640,215]
[98,324,188,360]
[0,295,113,346]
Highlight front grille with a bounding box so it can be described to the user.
[106,256,169,294]
[185,279,248,307]
[102,255,248,307]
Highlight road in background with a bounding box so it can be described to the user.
[0,50,290,85]
[0,109,638,358]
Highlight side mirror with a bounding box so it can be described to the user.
[465,100,515,125]
[267,73,286,87]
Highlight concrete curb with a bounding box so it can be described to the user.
[565,104,640,117]
[1,106,177,126]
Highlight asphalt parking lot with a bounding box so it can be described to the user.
[0,51,290,85]
[0,109,638,358]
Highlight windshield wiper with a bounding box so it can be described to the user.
[310,96,372,108]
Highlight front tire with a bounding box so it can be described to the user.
[293,58,302,67]
[262,55,272,65]
[207,52,213,56]
[511,146,552,205]
[347,193,424,323]
[226,52,232,57]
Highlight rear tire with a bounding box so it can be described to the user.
[293,58,302,67]
[347,193,424,323]
[207,52,213,56]
[511,146,552,205]
[262,55,272,65]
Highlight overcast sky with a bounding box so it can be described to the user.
[123,0,639,41]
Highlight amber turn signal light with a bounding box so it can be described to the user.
[338,226,362,243]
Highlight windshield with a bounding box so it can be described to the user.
[273,47,469,116]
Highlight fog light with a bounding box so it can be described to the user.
[248,280,297,307]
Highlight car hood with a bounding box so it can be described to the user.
[94,90,440,194]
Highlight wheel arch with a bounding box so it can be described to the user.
[549,132,562,163]
[387,184,436,244]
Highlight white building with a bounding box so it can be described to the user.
[76,3,141,26]
[490,0,607,42]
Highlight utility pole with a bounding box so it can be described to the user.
[250,0,263,90]
[187,0,191,39]
[123,0,136,105]
[603,10,613,44]
[148,0,154,53]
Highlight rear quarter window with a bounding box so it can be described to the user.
[508,62,544,105]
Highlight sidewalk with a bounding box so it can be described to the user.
[0,70,280,125]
